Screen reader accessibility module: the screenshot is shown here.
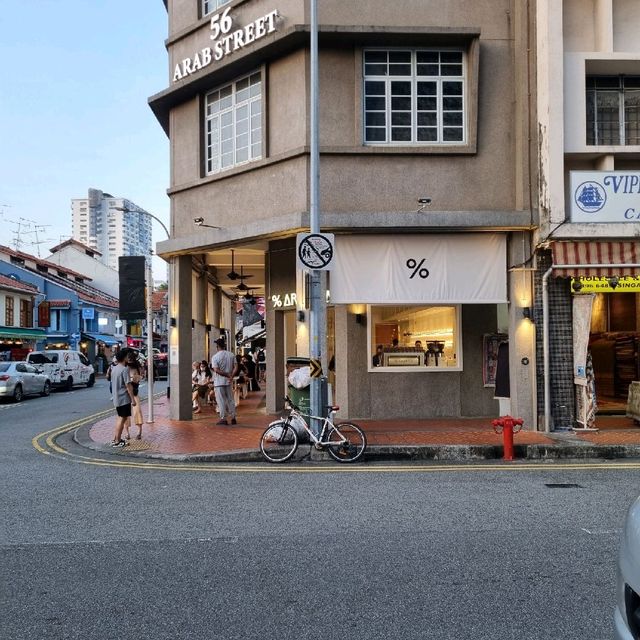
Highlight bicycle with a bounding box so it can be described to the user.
[260,396,367,463]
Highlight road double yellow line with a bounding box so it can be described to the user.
[32,414,640,474]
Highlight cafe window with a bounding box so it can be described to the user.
[369,304,461,371]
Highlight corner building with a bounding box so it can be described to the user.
[152,0,538,424]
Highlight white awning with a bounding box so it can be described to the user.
[330,234,507,304]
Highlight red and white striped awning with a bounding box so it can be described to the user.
[551,241,640,277]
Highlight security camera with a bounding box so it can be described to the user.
[193,217,204,226]
[417,197,432,206]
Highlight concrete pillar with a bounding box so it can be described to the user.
[193,268,207,361]
[508,232,536,430]
[537,0,565,227]
[333,305,350,418]
[266,308,285,414]
[169,255,193,420]
[595,0,614,52]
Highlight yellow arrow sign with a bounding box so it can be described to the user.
[310,359,322,378]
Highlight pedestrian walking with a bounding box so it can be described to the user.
[110,349,137,448]
[257,347,266,382]
[210,338,238,425]
[106,355,117,398]
[126,350,145,439]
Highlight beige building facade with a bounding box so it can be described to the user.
[152,0,538,425]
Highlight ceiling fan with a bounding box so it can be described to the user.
[227,251,254,281]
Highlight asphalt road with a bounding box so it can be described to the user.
[0,379,637,639]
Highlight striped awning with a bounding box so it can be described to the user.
[551,241,640,277]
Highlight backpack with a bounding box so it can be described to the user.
[257,350,265,362]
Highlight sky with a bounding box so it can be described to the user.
[0,1,170,276]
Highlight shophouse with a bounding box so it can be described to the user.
[0,273,45,361]
[0,246,121,365]
[151,0,538,422]
[536,0,640,430]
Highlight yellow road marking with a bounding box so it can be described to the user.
[32,409,640,474]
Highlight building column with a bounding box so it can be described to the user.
[333,305,350,418]
[508,232,536,430]
[193,267,207,361]
[266,308,285,414]
[169,255,193,420]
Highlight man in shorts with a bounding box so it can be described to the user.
[110,348,137,447]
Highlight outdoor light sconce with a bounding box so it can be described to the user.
[355,313,364,325]
[607,275,620,289]
[169,317,177,327]
[205,324,212,332]
[193,217,222,229]
[571,279,583,293]
[522,306,533,321]
[297,310,306,322]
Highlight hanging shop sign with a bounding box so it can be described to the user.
[571,275,640,293]
[331,234,507,304]
[173,8,279,82]
[571,171,640,223]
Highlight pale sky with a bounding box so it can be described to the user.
[0,1,170,276]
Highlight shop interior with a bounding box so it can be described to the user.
[589,291,640,413]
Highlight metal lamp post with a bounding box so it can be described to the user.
[112,206,170,424]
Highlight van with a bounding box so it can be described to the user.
[26,350,95,390]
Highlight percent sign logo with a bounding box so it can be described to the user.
[271,294,283,308]
[406,258,429,279]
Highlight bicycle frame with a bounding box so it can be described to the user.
[284,403,348,447]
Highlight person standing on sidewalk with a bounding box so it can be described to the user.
[110,348,137,448]
[210,338,238,425]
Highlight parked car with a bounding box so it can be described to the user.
[26,350,95,390]
[0,361,51,402]
[614,495,640,639]
[140,347,168,380]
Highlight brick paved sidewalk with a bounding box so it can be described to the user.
[88,390,640,456]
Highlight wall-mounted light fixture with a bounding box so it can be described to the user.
[355,313,364,325]
[205,324,212,332]
[193,217,222,229]
[522,306,533,321]
[297,310,306,322]
[571,279,583,293]
[169,317,176,327]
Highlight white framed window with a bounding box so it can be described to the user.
[205,71,262,174]
[363,49,465,145]
[368,304,462,372]
[586,75,640,145]
[202,0,231,18]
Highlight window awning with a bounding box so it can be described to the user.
[0,327,47,340]
[82,332,120,346]
[551,241,640,277]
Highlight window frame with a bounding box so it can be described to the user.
[5,295,14,326]
[586,75,640,146]
[366,303,463,373]
[204,70,264,176]
[363,48,467,147]
[202,0,231,19]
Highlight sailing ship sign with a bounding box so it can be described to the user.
[571,171,640,222]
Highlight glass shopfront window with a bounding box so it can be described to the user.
[368,304,461,371]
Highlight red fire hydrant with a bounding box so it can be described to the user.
[491,416,524,461]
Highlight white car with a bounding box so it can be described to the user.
[26,350,95,390]
[0,361,51,402]
[614,495,640,639]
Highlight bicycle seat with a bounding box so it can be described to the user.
[327,405,340,412]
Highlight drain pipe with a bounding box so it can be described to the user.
[542,262,640,434]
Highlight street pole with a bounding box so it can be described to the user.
[308,0,326,433]
[146,258,155,423]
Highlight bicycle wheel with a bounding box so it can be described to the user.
[326,422,366,463]
[260,420,298,463]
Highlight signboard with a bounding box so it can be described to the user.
[173,8,279,82]
[297,233,335,271]
[82,307,95,320]
[570,171,640,223]
[571,275,640,293]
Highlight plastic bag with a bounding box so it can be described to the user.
[288,366,311,389]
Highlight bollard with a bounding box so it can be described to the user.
[491,416,524,461]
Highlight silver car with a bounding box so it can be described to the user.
[0,361,51,402]
[615,495,640,639]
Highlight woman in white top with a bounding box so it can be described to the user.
[192,361,212,414]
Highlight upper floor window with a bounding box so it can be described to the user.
[5,296,14,326]
[205,72,262,174]
[203,0,231,17]
[586,76,640,145]
[363,49,465,145]
[20,299,32,328]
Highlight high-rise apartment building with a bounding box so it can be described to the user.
[71,188,152,271]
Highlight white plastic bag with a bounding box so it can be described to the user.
[288,366,311,389]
